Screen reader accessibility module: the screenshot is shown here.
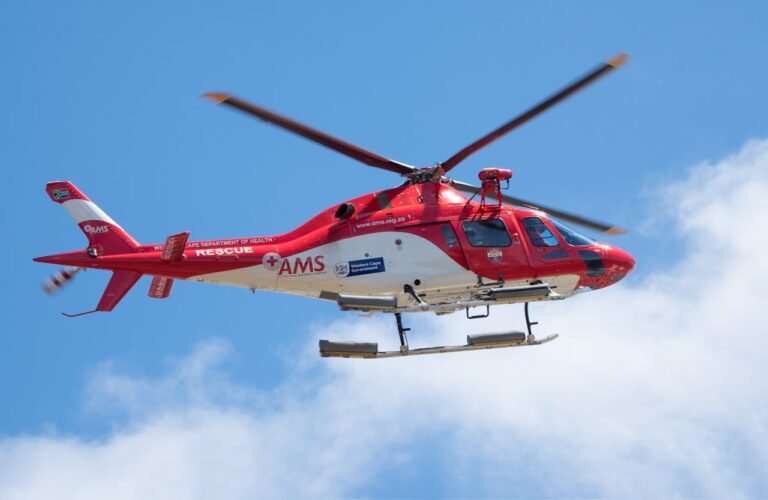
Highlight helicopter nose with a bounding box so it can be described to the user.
[602,246,636,282]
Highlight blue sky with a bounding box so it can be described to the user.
[2,1,768,498]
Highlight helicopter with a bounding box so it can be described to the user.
[35,53,635,359]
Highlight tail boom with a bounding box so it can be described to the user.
[38,180,283,315]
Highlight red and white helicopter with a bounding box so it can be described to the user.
[36,53,635,358]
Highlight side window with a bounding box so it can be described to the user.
[440,224,458,248]
[523,217,559,247]
[375,192,392,209]
[462,219,512,247]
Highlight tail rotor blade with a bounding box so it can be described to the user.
[42,267,83,295]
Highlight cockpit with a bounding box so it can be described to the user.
[521,215,595,248]
[516,212,634,288]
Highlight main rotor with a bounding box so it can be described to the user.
[203,53,629,234]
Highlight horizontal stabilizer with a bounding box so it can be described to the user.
[148,276,174,299]
[161,231,190,262]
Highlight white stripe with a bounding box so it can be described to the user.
[62,199,118,226]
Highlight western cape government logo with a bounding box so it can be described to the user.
[334,262,349,277]
[334,257,385,278]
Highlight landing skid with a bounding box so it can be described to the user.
[319,301,558,359]
[319,333,558,359]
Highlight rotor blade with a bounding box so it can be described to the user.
[202,93,416,175]
[451,180,626,235]
[42,266,83,295]
[441,53,628,173]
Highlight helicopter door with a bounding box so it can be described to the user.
[455,217,532,281]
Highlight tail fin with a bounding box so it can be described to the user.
[46,181,139,255]
[63,270,142,317]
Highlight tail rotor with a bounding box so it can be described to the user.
[41,267,83,295]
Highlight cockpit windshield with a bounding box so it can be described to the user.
[550,218,594,246]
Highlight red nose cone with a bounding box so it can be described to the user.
[603,246,636,282]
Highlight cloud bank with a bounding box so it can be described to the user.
[2,140,767,499]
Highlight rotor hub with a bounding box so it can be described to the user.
[405,164,445,184]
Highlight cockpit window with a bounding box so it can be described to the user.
[523,217,559,247]
[462,219,511,247]
[551,218,594,246]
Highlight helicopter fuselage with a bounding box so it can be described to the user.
[37,181,634,315]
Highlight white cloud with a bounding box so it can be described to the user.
[2,139,768,499]
[0,340,409,499]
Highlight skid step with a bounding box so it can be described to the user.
[467,330,527,346]
[319,333,558,359]
[337,294,397,312]
[319,340,379,358]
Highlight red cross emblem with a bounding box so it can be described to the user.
[262,252,282,271]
